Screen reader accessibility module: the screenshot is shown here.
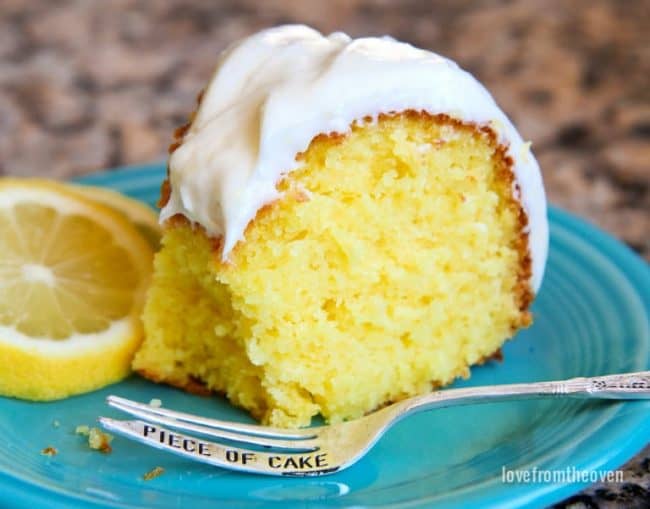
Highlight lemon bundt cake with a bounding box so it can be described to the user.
[133,25,548,428]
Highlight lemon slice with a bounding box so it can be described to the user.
[0,179,154,400]
[71,185,161,249]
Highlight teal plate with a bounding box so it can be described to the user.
[1,163,648,509]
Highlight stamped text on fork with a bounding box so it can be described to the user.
[142,424,330,471]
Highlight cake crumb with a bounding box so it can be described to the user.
[41,446,58,456]
[75,424,90,436]
[149,398,162,408]
[52,420,60,428]
[88,427,113,453]
[76,424,113,453]
[143,466,165,481]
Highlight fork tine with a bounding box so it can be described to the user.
[99,417,339,477]
[107,395,315,439]
[107,397,317,451]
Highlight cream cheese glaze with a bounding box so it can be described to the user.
[161,24,549,291]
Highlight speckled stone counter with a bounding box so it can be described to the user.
[0,1,647,506]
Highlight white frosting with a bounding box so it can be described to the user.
[162,25,548,291]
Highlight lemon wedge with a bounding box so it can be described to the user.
[0,179,154,400]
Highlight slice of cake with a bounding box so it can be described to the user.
[133,25,548,428]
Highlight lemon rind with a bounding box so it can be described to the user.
[0,318,136,356]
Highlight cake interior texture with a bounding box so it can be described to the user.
[134,112,532,428]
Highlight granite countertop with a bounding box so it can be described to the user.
[0,0,648,507]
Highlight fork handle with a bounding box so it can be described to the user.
[402,371,650,416]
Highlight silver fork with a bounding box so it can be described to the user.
[100,371,650,477]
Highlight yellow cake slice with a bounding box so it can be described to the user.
[133,25,548,428]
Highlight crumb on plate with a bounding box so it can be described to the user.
[76,424,113,453]
[143,466,165,481]
[149,398,162,408]
[88,427,114,453]
[41,446,58,456]
[75,424,90,436]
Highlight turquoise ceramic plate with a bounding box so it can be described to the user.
[1,163,648,509]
